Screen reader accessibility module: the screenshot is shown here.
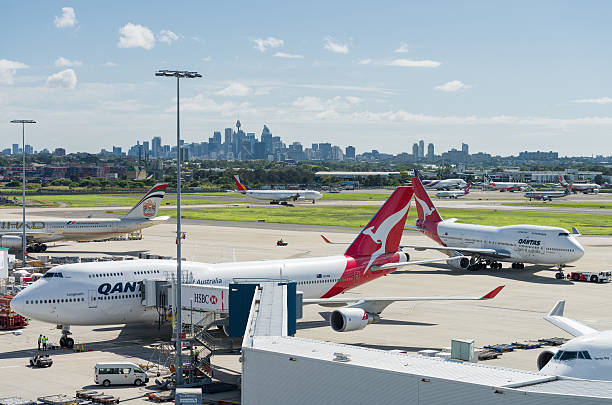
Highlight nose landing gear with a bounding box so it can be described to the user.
[58,325,74,349]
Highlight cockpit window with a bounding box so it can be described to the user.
[553,350,591,361]
[558,232,570,237]
[43,272,63,278]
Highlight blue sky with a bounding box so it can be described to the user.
[2,1,612,156]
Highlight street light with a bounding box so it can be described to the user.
[155,70,201,387]
[9,120,36,266]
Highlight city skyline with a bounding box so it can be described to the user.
[4,2,612,155]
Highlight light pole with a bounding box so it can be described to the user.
[155,70,201,387]
[9,120,36,266]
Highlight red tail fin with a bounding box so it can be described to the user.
[465,182,470,195]
[345,186,413,257]
[411,176,443,223]
[234,175,247,191]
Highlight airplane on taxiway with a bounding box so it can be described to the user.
[234,175,322,205]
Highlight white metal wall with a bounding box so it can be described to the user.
[242,347,612,405]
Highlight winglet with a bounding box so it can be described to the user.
[321,234,332,244]
[480,285,504,299]
[549,300,565,317]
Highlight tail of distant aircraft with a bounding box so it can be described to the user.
[464,182,471,195]
[233,175,248,192]
[121,183,168,219]
[344,186,413,258]
[411,174,443,224]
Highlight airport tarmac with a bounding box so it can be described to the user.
[1,214,612,401]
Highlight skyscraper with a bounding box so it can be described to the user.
[12,144,19,155]
[345,145,355,159]
[418,140,425,158]
[427,143,434,159]
[152,136,161,158]
[412,143,419,159]
[462,142,469,155]
[318,143,332,160]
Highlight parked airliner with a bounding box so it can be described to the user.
[11,186,503,348]
[484,174,528,192]
[537,300,612,381]
[405,171,584,276]
[234,175,322,205]
[416,173,467,190]
[560,176,601,194]
[0,184,169,253]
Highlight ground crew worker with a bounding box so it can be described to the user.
[42,336,47,351]
[193,348,199,363]
[37,334,42,351]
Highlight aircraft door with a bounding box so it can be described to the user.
[88,290,97,308]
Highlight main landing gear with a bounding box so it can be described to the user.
[511,263,525,269]
[555,265,565,280]
[468,258,504,270]
[28,244,47,253]
[58,325,74,349]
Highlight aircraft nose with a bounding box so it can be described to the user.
[10,293,25,315]
[572,239,585,260]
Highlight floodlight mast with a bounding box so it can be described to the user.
[154,70,201,387]
[9,120,36,266]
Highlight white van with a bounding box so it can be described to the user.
[94,362,149,386]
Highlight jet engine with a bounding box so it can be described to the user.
[0,235,22,249]
[330,308,379,332]
[447,256,470,269]
[537,349,558,370]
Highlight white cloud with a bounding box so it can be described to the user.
[274,52,304,59]
[179,94,257,115]
[202,56,212,62]
[323,37,349,54]
[295,83,395,96]
[571,97,612,105]
[46,69,77,89]
[293,96,363,112]
[217,83,251,97]
[54,7,77,28]
[435,80,471,92]
[358,59,372,65]
[54,57,82,67]
[118,23,155,50]
[394,42,410,53]
[252,37,284,52]
[104,62,118,67]
[159,30,179,45]
[387,59,440,67]
[0,59,29,85]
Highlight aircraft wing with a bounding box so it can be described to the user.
[369,256,466,271]
[304,286,504,313]
[543,300,598,337]
[398,244,511,258]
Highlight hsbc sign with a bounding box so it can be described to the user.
[180,284,228,313]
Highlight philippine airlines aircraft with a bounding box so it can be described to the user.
[435,183,470,199]
[403,172,584,275]
[234,175,322,205]
[537,301,612,381]
[484,174,528,192]
[0,184,169,253]
[560,176,601,194]
[11,187,503,348]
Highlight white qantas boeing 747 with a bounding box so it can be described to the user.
[234,175,322,205]
[11,186,503,348]
[0,184,169,253]
[406,173,584,276]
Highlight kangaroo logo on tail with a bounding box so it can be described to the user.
[412,172,443,224]
[345,186,413,271]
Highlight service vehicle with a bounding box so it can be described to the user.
[564,271,611,283]
[29,354,53,368]
[94,362,149,387]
